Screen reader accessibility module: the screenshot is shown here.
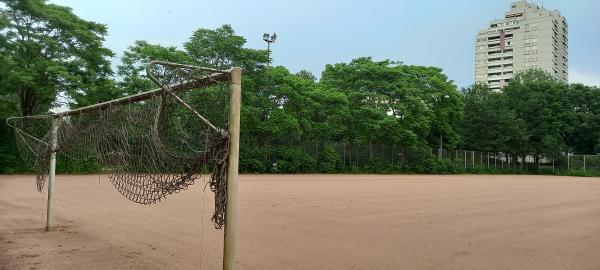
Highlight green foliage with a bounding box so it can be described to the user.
[56,156,100,174]
[2,9,600,176]
[0,0,114,116]
[318,144,343,173]
[461,69,600,159]
[0,124,29,173]
[564,84,600,154]
[0,0,114,173]
[460,83,528,153]
[118,40,192,94]
[239,145,267,173]
[272,146,315,173]
[320,57,462,148]
[503,69,569,157]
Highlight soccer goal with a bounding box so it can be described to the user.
[6,61,241,270]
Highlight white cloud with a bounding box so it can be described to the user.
[569,69,600,87]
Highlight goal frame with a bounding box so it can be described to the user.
[9,61,241,270]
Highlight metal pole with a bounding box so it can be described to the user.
[267,42,271,64]
[584,155,586,172]
[223,68,242,270]
[480,152,482,168]
[567,154,570,170]
[46,118,59,231]
[454,150,460,167]
[55,71,230,118]
[472,151,475,167]
[464,150,466,169]
[438,131,443,159]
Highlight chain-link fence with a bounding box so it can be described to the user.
[433,149,600,173]
[255,141,600,174]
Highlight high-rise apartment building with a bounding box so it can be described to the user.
[475,1,568,91]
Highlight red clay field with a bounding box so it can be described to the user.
[1,174,599,270]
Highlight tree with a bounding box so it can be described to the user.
[503,69,569,157]
[460,83,527,154]
[564,84,600,154]
[117,40,192,94]
[184,24,268,73]
[320,57,461,149]
[295,70,316,82]
[0,0,114,116]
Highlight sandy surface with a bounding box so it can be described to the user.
[1,174,599,270]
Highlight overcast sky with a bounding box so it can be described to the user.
[52,0,600,88]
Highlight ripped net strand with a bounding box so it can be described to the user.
[7,61,232,229]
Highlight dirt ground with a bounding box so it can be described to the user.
[1,174,599,270]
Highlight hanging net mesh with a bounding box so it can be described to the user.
[6,61,234,229]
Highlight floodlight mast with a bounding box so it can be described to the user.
[263,32,277,67]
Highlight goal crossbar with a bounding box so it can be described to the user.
[54,70,232,118]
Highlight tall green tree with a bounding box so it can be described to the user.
[184,24,268,73]
[503,69,570,157]
[320,57,461,149]
[117,40,192,94]
[460,83,527,154]
[0,0,114,115]
[564,83,600,154]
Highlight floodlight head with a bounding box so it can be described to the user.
[263,33,270,41]
[271,33,277,42]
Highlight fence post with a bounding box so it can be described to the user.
[584,155,586,172]
[343,143,346,167]
[356,145,359,166]
[455,150,458,166]
[567,154,570,170]
[464,150,466,169]
[520,155,523,170]
[552,156,555,173]
[472,151,475,167]
[494,153,497,168]
[480,152,482,168]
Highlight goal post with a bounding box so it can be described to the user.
[224,67,241,270]
[6,61,242,270]
[46,117,59,231]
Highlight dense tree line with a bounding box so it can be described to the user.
[461,70,600,160]
[1,0,599,173]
